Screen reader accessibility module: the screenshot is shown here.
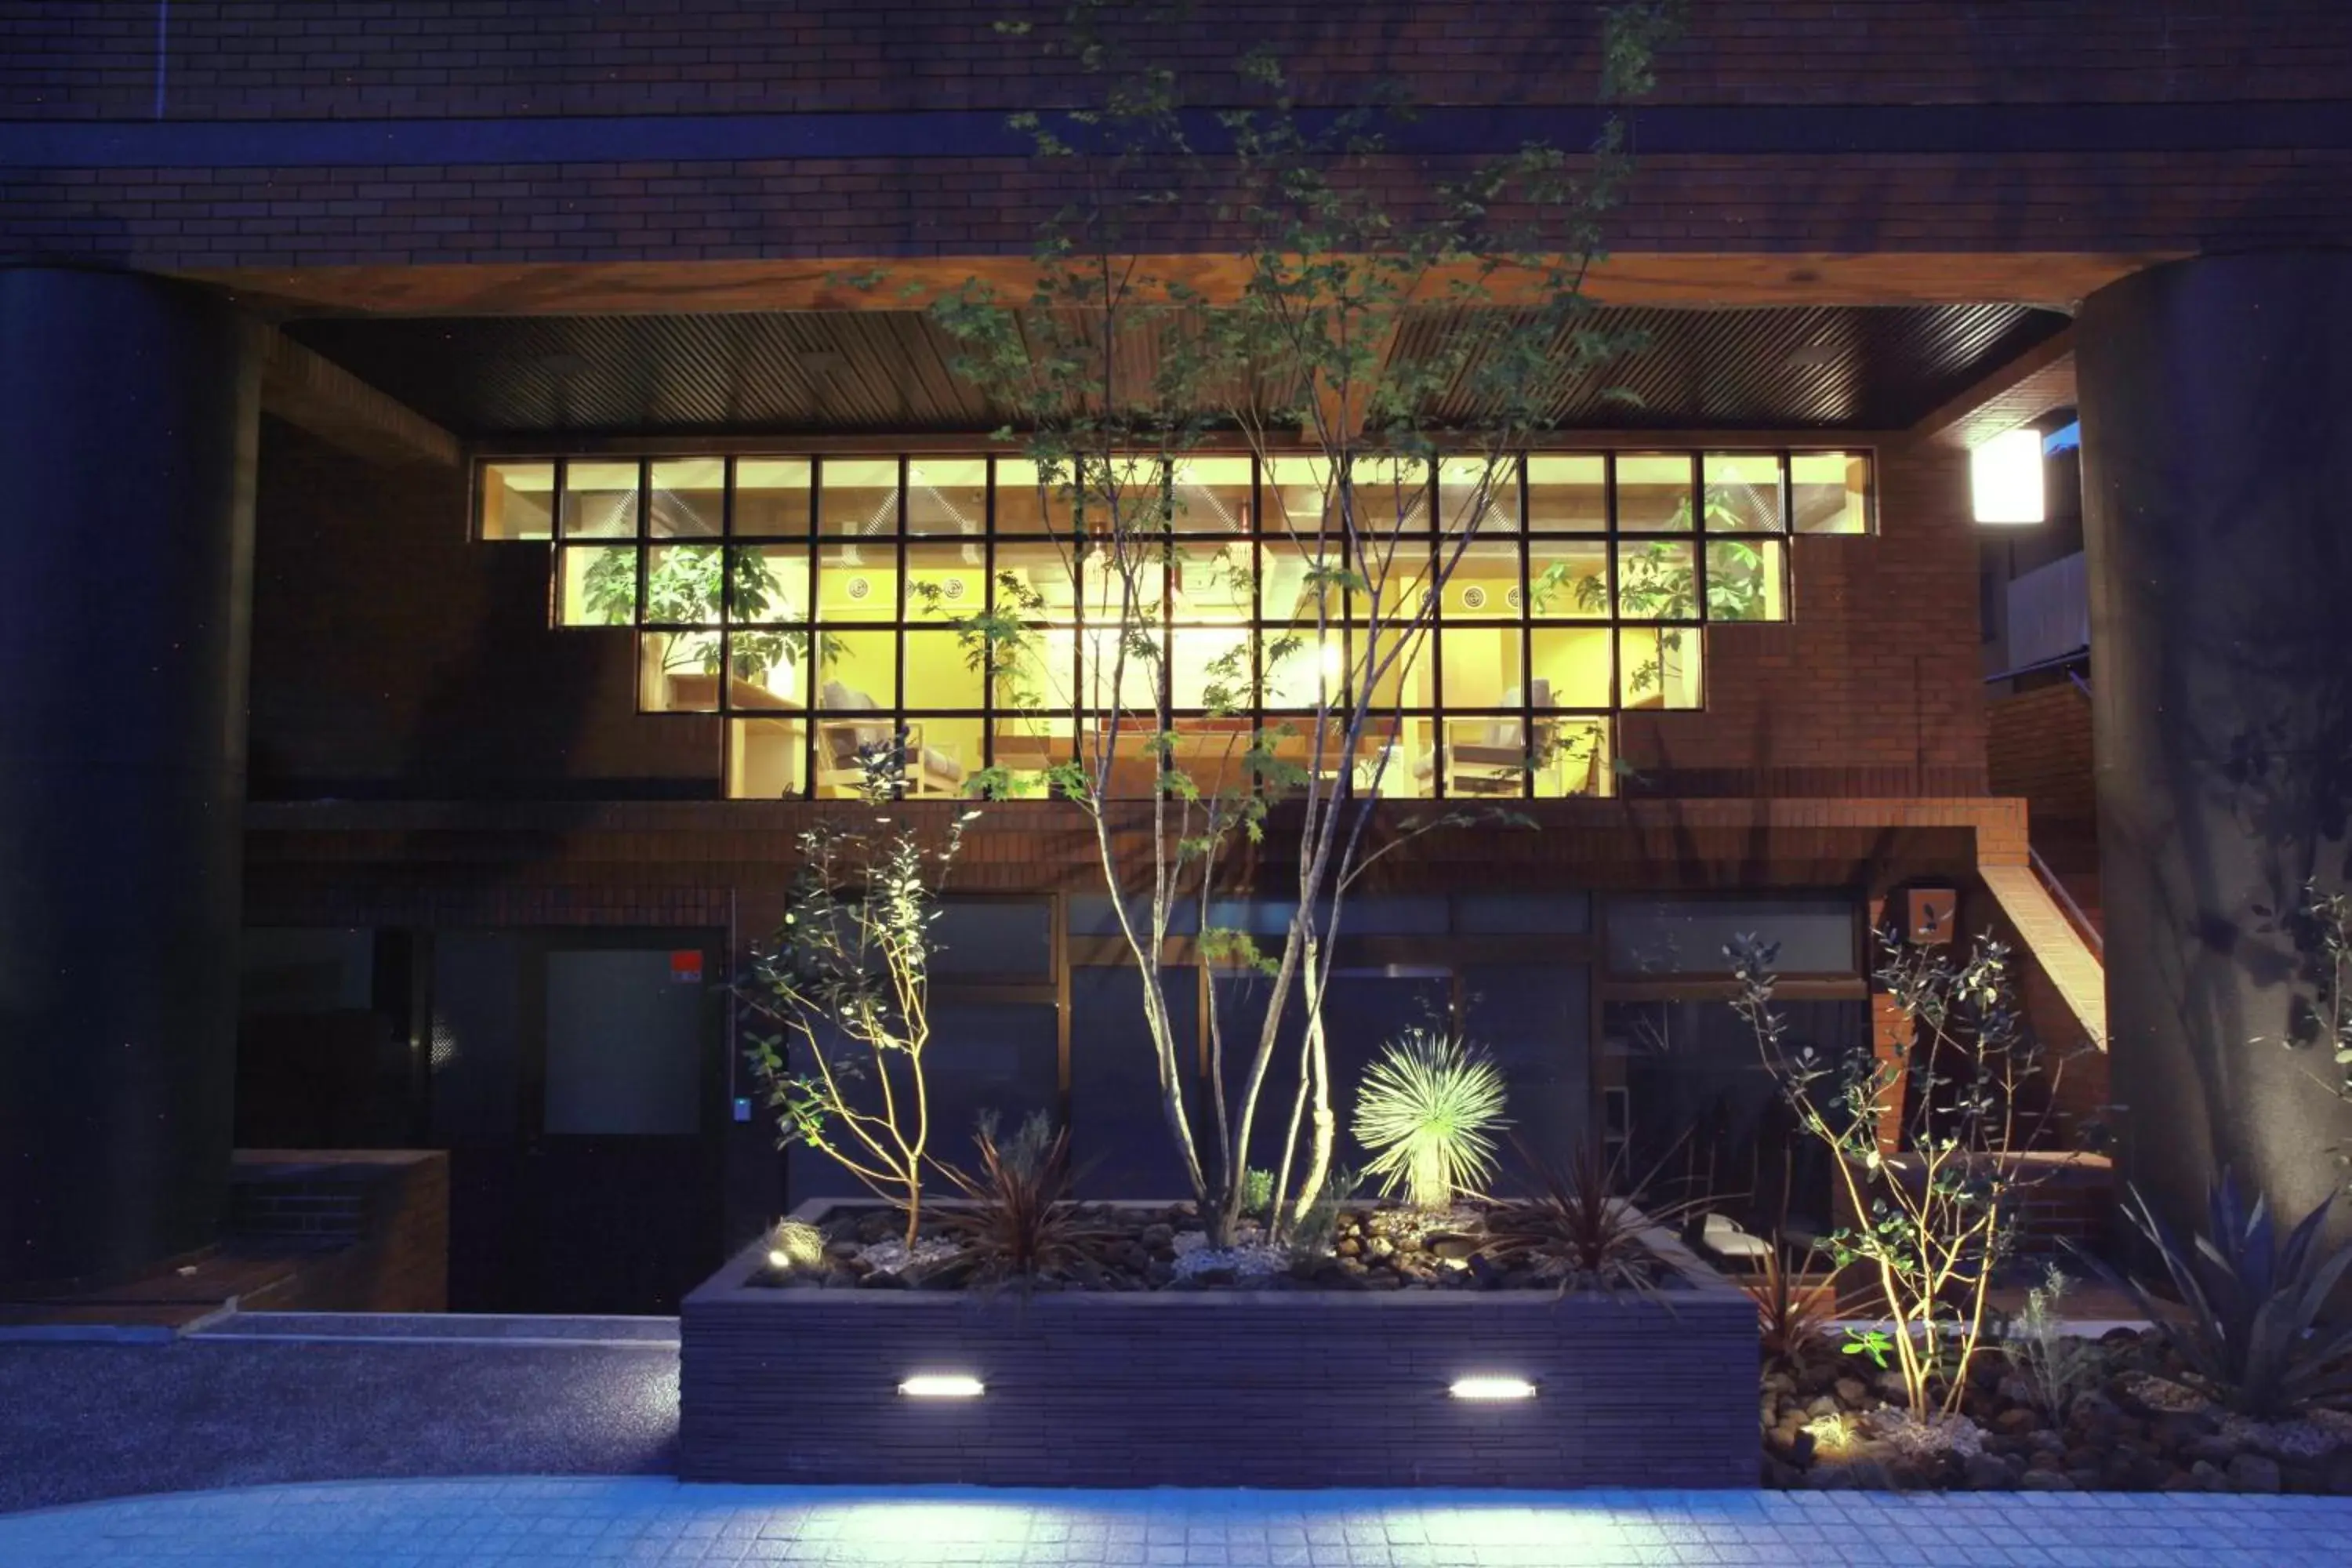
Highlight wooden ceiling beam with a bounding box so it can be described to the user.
[191,252,2171,320]
[260,329,462,467]
[1904,324,2077,452]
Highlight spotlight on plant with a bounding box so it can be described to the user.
[1352,1028,1509,1212]
[768,1216,827,1273]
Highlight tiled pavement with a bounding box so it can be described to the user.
[2,1477,2350,1566]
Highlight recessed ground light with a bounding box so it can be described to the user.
[1450,1376,1537,1400]
[898,1375,984,1399]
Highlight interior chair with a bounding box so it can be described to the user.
[814,681,967,797]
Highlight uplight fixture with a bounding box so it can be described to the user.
[1449,1376,1537,1401]
[898,1374,985,1399]
[1969,426,2045,524]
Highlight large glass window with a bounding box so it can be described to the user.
[479,448,1869,798]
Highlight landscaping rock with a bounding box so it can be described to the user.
[1963,1454,2014,1490]
[1994,1407,2042,1436]
[2118,1372,2213,1417]
[1834,1377,1868,1407]
[2018,1468,2074,1490]
[2190,1459,2229,1491]
[1140,1223,1174,1250]
[2181,1435,2241,1468]
[2227,1454,2283,1494]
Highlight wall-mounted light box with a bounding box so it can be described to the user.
[1971,426,2045,524]
[1449,1376,1538,1400]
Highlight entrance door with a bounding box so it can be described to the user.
[431,929,724,1314]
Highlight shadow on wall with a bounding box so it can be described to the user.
[248,418,721,808]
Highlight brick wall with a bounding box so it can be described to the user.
[1987,682,2095,828]
[680,1212,1756,1488]
[1624,445,1986,798]
[5,2,2343,120]
[249,418,720,799]
[7,150,2347,276]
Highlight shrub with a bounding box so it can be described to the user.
[741,760,978,1247]
[2086,1170,2352,1417]
[1352,1029,1509,1211]
[1239,1167,1276,1220]
[1733,925,2085,1421]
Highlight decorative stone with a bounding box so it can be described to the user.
[2018,1468,2074,1490]
[1834,1377,1868,1407]
[2228,1454,2283,1494]
[1963,1454,2014,1490]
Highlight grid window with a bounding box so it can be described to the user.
[484,446,1870,797]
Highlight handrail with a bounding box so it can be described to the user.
[2028,844,2103,960]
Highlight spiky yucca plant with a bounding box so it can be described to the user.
[1352,1029,1509,1211]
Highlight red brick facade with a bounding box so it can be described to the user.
[6,2,2343,119]
[1987,682,2096,831]
[3,3,2348,283]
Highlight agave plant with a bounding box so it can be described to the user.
[934,1110,1110,1288]
[2085,1170,2352,1417]
[1352,1029,1509,1211]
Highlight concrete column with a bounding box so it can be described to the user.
[2077,252,2352,1238]
[0,268,260,1288]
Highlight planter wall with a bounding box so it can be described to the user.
[681,1202,1756,1488]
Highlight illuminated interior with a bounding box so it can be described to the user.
[477,449,1871,800]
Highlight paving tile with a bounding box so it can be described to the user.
[0,1480,2349,1566]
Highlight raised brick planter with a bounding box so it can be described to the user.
[679,1201,1756,1489]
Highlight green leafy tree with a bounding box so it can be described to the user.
[741,756,978,1247]
[1733,925,2086,1421]
[886,0,1679,1244]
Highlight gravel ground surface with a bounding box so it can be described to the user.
[0,1337,677,1515]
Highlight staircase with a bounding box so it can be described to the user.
[1979,859,2106,1050]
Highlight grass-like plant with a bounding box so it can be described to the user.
[1475,1135,1694,1294]
[766,1217,829,1274]
[1744,1237,1844,1366]
[2084,1170,2352,1417]
[1284,1167,1361,1267]
[1352,1029,1509,1211]
[935,1111,1108,1288]
[1998,1262,2105,1424]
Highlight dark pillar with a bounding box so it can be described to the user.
[0,268,260,1289]
[2078,252,2352,1240]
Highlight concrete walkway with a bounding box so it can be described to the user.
[2,1477,2350,1566]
